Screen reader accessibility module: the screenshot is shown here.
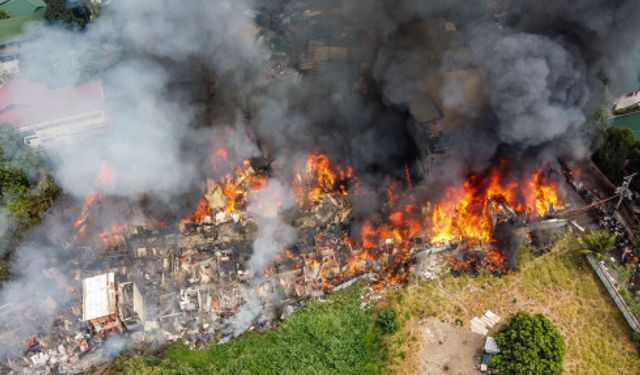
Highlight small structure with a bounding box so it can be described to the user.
[82,273,122,336]
[484,336,500,354]
[470,310,501,336]
[0,78,107,150]
[480,336,500,372]
[613,91,640,116]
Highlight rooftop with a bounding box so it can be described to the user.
[0,78,105,128]
[82,273,117,321]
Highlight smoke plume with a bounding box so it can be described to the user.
[1,0,640,368]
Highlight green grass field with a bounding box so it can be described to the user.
[102,281,391,375]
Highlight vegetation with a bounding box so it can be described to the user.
[632,331,640,351]
[491,311,565,375]
[384,233,640,374]
[619,287,640,322]
[44,0,91,29]
[103,281,395,374]
[0,10,10,20]
[591,124,640,190]
[376,308,400,334]
[581,230,617,259]
[0,125,61,279]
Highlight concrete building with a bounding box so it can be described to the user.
[613,91,640,116]
[82,273,122,335]
[0,78,107,150]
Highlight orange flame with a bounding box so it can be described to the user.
[182,154,266,223]
[431,164,564,244]
[295,153,352,206]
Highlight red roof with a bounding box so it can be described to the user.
[0,79,104,128]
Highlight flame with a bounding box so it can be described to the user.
[292,153,423,289]
[430,164,564,245]
[183,154,266,223]
[97,161,116,188]
[183,198,209,223]
[73,161,118,234]
[295,152,352,206]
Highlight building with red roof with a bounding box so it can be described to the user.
[0,78,107,150]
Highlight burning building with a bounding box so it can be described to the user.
[1,0,640,373]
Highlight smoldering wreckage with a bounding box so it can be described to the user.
[3,0,640,373]
[0,149,584,373]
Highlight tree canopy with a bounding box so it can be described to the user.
[44,0,90,29]
[592,125,640,190]
[492,311,565,375]
[0,125,61,278]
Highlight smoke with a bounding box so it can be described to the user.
[247,178,296,272]
[18,0,264,201]
[1,0,640,368]
[0,208,17,255]
[468,28,588,147]
[230,179,296,335]
[0,0,270,364]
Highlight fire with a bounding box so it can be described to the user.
[183,198,209,223]
[295,152,352,206]
[96,161,116,188]
[73,161,118,234]
[430,163,564,245]
[182,154,267,223]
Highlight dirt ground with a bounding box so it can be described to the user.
[416,317,484,375]
[384,234,640,374]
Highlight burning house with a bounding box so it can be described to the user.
[2,0,640,373]
[82,273,121,336]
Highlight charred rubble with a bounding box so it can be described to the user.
[0,161,442,374]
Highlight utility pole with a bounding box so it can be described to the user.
[615,173,637,210]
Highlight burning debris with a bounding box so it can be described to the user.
[0,146,574,373]
[4,0,640,373]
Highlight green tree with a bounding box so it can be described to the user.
[44,0,90,29]
[581,230,617,259]
[0,10,10,20]
[492,311,565,375]
[0,125,61,278]
[592,125,640,188]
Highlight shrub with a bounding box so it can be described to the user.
[492,311,565,375]
[377,308,400,334]
[582,230,616,259]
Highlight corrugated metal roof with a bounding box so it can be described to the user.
[0,79,105,128]
[82,273,117,321]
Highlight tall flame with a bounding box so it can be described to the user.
[430,164,564,244]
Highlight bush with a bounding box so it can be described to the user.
[492,311,565,375]
[582,230,616,259]
[632,331,640,351]
[376,308,400,334]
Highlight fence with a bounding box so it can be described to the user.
[586,255,640,333]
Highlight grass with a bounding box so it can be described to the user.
[102,281,391,375]
[382,233,640,375]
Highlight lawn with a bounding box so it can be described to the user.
[382,233,640,374]
[102,281,391,374]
